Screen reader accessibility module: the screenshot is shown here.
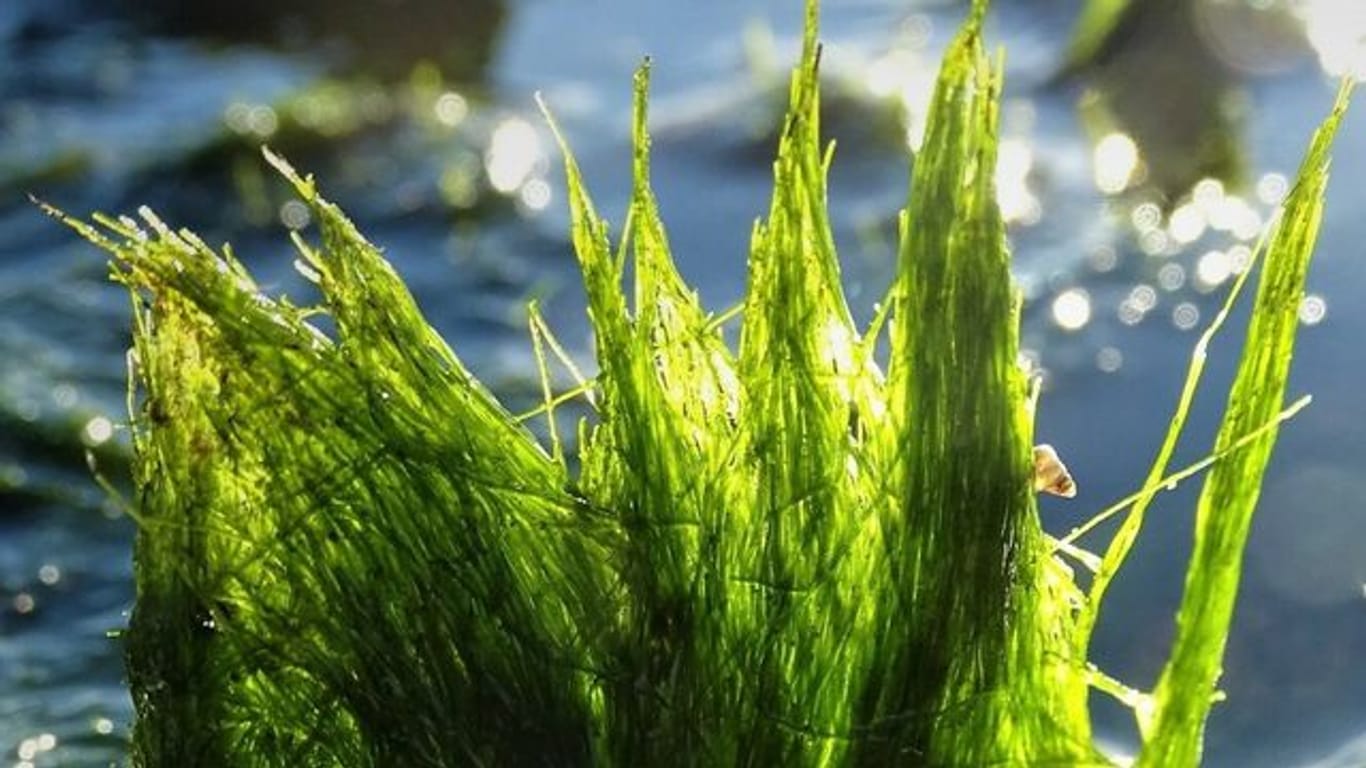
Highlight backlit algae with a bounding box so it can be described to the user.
[47,0,1350,764]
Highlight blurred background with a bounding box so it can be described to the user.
[1,0,1363,764]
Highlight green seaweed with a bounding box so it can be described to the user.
[1138,82,1353,766]
[45,0,1351,764]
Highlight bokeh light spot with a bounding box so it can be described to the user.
[1139,229,1171,256]
[1131,202,1162,233]
[1094,132,1139,194]
[996,138,1041,225]
[52,383,78,409]
[1256,172,1289,206]
[434,92,469,127]
[1172,302,1200,331]
[1097,346,1124,373]
[84,416,114,446]
[14,592,36,614]
[1088,245,1118,273]
[1168,203,1207,244]
[1051,289,1092,331]
[486,118,543,194]
[279,200,311,231]
[1129,284,1158,312]
[1196,250,1232,290]
[518,178,552,212]
[1299,294,1327,325]
[1158,263,1186,292]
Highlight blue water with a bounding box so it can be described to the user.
[3,0,1365,764]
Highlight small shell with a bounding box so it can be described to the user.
[1032,444,1076,498]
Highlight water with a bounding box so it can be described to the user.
[3,0,1364,764]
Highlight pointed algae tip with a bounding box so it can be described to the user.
[1334,76,1355,110]
[1298,77,1355,182]
[534,92,571,159]
[1318,78,1353,138]
[1325,77,1354,134]
[534,91,598,220]
[29,193,117,250]
[261,146,317,201]
[633,56,653,83]
[801,0,819,67]
[28,193,72,227]
[971,0,990,24]
[632,57,652,138]
[631,59,653,190]
[535,91,591,194]
[28,192,61,221]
